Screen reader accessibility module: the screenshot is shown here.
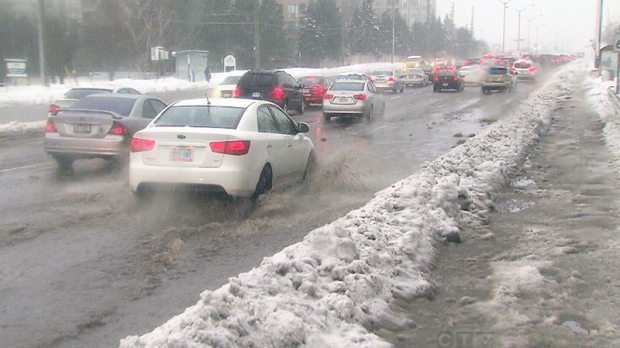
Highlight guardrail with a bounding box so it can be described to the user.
[609,87,620,115]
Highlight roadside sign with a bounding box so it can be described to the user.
[614,29,620,53]
[5,58,28,78]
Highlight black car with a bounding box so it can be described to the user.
[432,66,464,92]
[234,70,305,115]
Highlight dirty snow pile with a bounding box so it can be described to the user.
[118,75,570,347]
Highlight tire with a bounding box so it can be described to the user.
[53,155,74,170]
[323,112,332,123]
[399,85,404,93]
[251,165,272,202]
[282,100,289,114]
[296,99,305,115]
[303,151,318,181]
[365,106,374,122]
[393,87,398,93]
[380,104,385,118]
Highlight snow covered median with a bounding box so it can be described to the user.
[118,67,577,347]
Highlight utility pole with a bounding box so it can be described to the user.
[254,0,262,70]
[471,6,474,38]
[595,0,603,71]
[37,0,46,86]
[510,3,534,53]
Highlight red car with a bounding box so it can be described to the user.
[298,76,333,107]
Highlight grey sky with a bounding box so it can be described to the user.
[436,0,620,54]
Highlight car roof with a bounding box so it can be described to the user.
[171,98,262,108]
[82,93,144,100]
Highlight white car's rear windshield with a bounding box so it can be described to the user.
[154,106,244,129]
[330,82,365,91]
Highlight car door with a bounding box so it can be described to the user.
[367,82,383,118]
[256,105,290,186]
[268,105,308,181]
[123,98,168,136]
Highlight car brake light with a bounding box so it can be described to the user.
[109,121,127,135]
[435,67,441,72]
[510,67,517,72]
[130,138,155,152]
[210,140,250,156]
[49,104,61,113]
[434,76,439,81]
[233,88,240,97]
[353,94,367,100]
[448,66,455,71]
[314,86,324,94]
[46,119,57,132]
[528,67,537,73]
[273,87,283,99]
[368,76,373,81]
[388,77,395,82]
[323,93,333,99]
[453,76,459,81]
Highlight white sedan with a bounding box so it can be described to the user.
[129,98,315,201]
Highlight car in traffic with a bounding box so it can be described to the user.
[510,59,537,83]
[369,70,405,93]
[480,66,517,94]
[234,70,305,115]
[297,75,333,107]
[211,74,243,98]
[322,80,385,122]
[335,72,370,81]
[44,93,168,169]
[432,65,464,92]
[458,65,485,85]
[48,86,142,114]
[128,98,315,202]
[402,68,429,87]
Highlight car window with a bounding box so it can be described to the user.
[488,67,508,75]
[238,73,276,89]
[371,71,393,76]
[257,105,279,133]
[153,106,244,129]
[221,76,242,85]
[330,81,364,91]
[142,99,167,119]
[63,88,112,99]
[116,88,141,95]
[299,76,321,85]
[70,96,136,116]
[367,82,377,93]
[283,73,295,88]
[514,61,532,68]
[268,105,297,135]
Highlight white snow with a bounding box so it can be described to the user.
[1,60,617,348]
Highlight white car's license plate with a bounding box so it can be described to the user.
[443,83,448,86]
[252,92,261,98]
[222,92,232,97]
[171,147,193,162]
[338,97,348,103]
[73,124,91,133]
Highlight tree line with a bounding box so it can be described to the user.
[0,0,487,82]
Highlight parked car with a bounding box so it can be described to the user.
[322,80,385,122]
[480,66,517,94]
[297,75,333,107]
[510,59,537,83]
[432,66,465,92]
[128,98,315,201]
[369,70,405,93]
[212,74,243,98]
[48,86,141,114]
[458,65,485,85]
[234,70,305,115]
[335,72,370,81]
[402,68,429,87]
[44,93,167,169]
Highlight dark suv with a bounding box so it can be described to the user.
[234,70,305,115]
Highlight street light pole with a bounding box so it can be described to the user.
[496,0,512,54]
[526,15,542,52]
[391,0,395,63]
[510,3,534,53]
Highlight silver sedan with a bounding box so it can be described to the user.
[322,80,385,122]
[369,70,405,93]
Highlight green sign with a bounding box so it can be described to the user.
[5,58,28,78]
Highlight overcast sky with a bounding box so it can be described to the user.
[436,0,620,54]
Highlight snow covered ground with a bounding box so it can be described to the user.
[1,61,618,347]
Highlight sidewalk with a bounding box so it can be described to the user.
[382,69,620,347]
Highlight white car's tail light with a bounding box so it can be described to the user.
[130,138,155,152]
[210,141,250,156]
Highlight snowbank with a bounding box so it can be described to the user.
[118,68,568,347]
